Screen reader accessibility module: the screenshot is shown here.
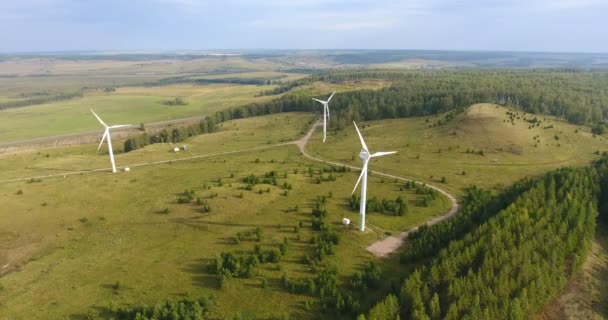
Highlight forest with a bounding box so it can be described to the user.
[124,69,608,152]
[362,165,602,319]
[260,70,608,127]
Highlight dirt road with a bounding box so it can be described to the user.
[0,118,459,257]
[296,120,460,257]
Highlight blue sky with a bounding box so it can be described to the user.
[1,0,607,53]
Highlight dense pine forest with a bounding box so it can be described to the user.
[362,165,602,320]
[124,69,608,152]
[256,70,608,127]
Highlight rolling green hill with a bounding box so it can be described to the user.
[307,103,605,195]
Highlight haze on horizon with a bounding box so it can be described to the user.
[1,0,607,53]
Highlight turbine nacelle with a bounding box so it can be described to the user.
[351,121,397,232]
[359,149,370,161]
[312,91,336,143]
[90,108,131,173]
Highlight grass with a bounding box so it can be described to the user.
[0,112,450,319]
[306,103,605,195]
[536,223,608,320]
[0,76,388,144]
[0,83,278,143]
[0,113,315,180]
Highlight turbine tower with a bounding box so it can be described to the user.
[90,109,131,173]
[312,91,335,143]
[351,121,397,231]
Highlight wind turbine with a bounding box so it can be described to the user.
[312,91,335,143]
[351,121,397,232]
[90,109,131,173]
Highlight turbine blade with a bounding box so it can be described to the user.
[312,98,325,104]
[110,124,132,129]
[90,109,108,127]
[370,151,397,158]
[327,91,336,102]
[325,105,330,120]
[353,121,369,152]
[351,162,368,194]
[97,130,108,150]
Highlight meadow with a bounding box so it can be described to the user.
[1,58,607,319]
[307,103,605,195]
[0,113,450,319]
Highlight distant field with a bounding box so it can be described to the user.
[0,76,394,143]
[306,103,605,195]
[0,56,280,77]
[0,113,450,319]
[0,83,279,143]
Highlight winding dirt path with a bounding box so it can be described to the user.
[296,120,460,257]
[0,118,459,257]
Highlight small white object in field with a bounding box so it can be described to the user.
[173,147,180,152]
[124,167,130,172]
[342,218,350,225]
[2,264,9,269]
[182,145,188,151]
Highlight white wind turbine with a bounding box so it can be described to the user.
[351,121,397,232]
[312,91,335,143]
[90,109,131,173]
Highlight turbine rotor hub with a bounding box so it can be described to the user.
[359,149,369,161]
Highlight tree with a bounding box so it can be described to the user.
[428,293,441,320]
[368,294,400,320]
[592,123,606,135]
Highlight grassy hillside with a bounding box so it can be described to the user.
[0,113,450,319]
[307,103,605,195]
[536,223,608,320]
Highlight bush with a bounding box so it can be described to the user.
[255,227,264,242]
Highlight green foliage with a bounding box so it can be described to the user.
[255,226,264,242]
[400,179,535,263]
[350,195,408,216]
[124,117,216,152]
[367,294,400,320]
[110,297,215,320]
[227,70,608,131]
[592,123,606,135]
[161,97,188,106]
[177,189,196,204]
[397,167,599,319]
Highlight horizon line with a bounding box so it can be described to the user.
[2,48,608,56]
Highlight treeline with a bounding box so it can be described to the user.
[194,77,284,86]
[349,195,408,216]
[123,117,217,152]
[99,297,217,320]
[400,178,536,263]
[145,75,287,87]
[362,166,599,320]
[0,92,82,110]
[255,69,608,126]
[124,69,608,152]
[593,157,608,224]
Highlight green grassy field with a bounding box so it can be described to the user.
[0,113,450,319]
[0,83,278,143]
[306,103,605,195]
[0,75,388,144]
